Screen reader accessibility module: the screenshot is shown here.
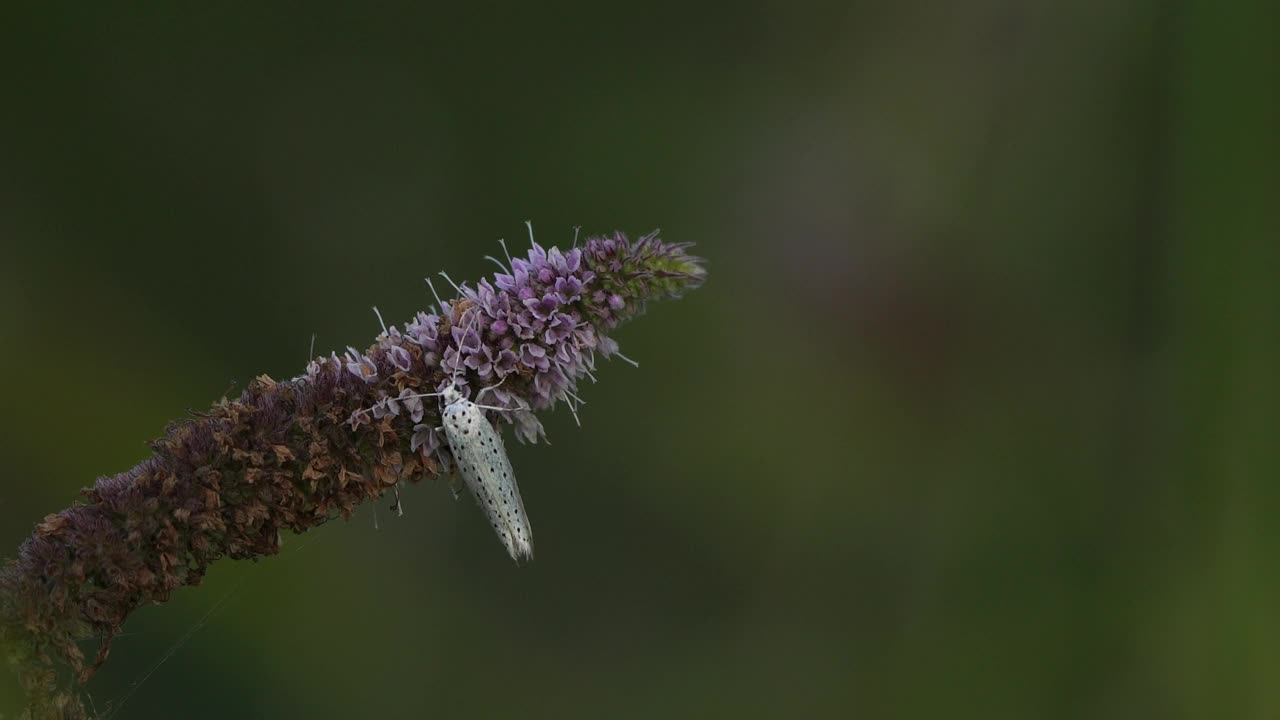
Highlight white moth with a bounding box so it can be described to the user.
[439,382,533,562]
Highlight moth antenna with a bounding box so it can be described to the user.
[474,403,520,412]
[475,374,509,404]
[483,394,531,413]
[351,391,442,421]
[395,391,444,401]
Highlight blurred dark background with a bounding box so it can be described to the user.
[1,1,1277,718]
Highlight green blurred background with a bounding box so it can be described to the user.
[2,1,1277,718]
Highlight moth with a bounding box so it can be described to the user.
[439,381,533,562]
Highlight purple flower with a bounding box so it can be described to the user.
[332,229,706,416]
[406,312,442,350]
[511,409,547,444]
[527,242,547,265]
[344,347,378,382]
[597,336,619,358]
[440,347,460,376]
[411,424,443,455]
[511,311,537,340]
[543,313,575,344]
[546,246,569,273]
[524,293,559,320]
[554,276,583,303]
[519,343,550,372]
[262,231,704,555]
[533,366,568,398]
[464,345,495,378]
[304,358,324,379]
[348,407,372,430]
[554,341,574,366]
[387,344,412,372]
[370,392,402,420]
[451,319,483,354]
[468,279,501,315]
[398,388,425,423]
[494,348,519,376]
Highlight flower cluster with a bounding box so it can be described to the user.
[328,230,704,463]
[0,229,704,719]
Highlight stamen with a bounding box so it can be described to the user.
[439,271,462,294]
[425,277,445,310]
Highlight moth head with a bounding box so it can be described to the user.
[441,384,463,405]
